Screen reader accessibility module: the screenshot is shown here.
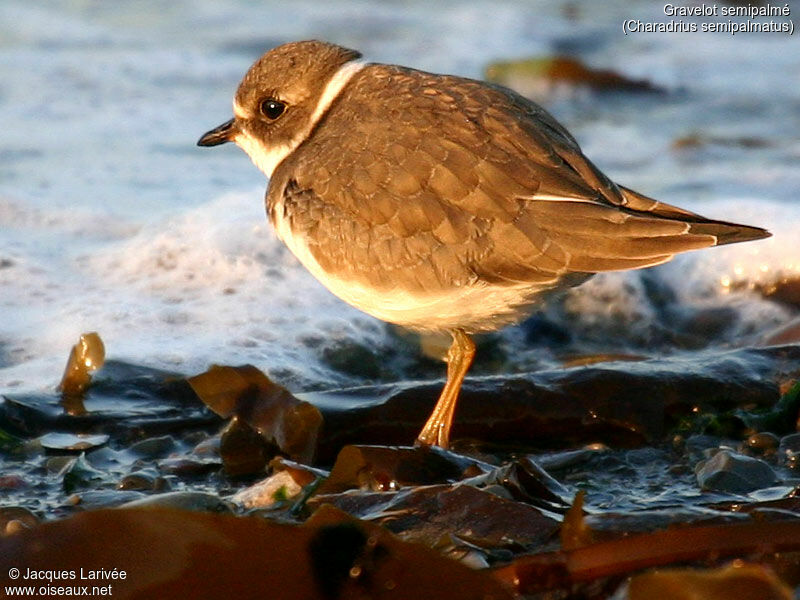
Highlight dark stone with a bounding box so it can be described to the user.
[117,469,170,492]
[128,435,176,458]
[742,432,779,458]
[219,417,271,477]
[778,432,800,469]
[0,506,40,531]
[695,449,779,493]
[39,432,109,452]
[307,346,796,463]
[0,360,217,441]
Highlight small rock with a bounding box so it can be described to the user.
[742,432,780,458]
[778,432,800,453]
[777,432,800,469]
[128,435,176,458]
[71,490,146,509]
[1,360,217,442]
[231,470,304,509]
[182,430,211,447]
[39,432,109,452]
[59,453,110,493]
[220,417,271,477]
[192,434,221,457]
[695,450,779,493]
[0,507,40,533]
[157,456,220,477]
[4,519,30,535]
[84,446,133,471]
[748,486,797,502]
[117,469,170,492]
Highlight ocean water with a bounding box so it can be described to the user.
[1,0,798,393]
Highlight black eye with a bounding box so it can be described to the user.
[260,99,286,120]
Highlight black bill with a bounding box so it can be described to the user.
[197,118,237,147]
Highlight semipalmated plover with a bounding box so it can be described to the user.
[198,40,770,449]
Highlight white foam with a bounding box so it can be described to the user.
[660,199,798,298]
[0,190,387,391]
[550,197,796,348]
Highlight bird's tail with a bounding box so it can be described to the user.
[618,186,771,246]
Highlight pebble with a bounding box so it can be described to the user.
[231,470,304,509]
[778,433,800,469]
[4,519,29,535]
[0,506,40,532]
[192,434,221,457]
[695,449,779,494]
[128,435,176,459]
[742,432,779,458]
[117,469,170,492]
[157,456,220,477]
[45,455,77,473]
[70,490,146,509]
[39,432,109,452]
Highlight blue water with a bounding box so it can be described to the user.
[1,0,798,392]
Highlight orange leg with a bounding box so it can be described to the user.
[415,328,476,449]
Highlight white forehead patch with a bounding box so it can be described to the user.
[233,59,366,179]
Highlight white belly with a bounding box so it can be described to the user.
[271,201,555,332]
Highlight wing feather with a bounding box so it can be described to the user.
[267,63,769,301]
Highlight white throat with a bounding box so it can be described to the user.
[233,59,366,178]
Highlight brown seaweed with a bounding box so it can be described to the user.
[188,364,322,464]
[492,520,800,595]
[0,506,514,599]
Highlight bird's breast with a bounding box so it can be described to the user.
[268,194,563,332]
